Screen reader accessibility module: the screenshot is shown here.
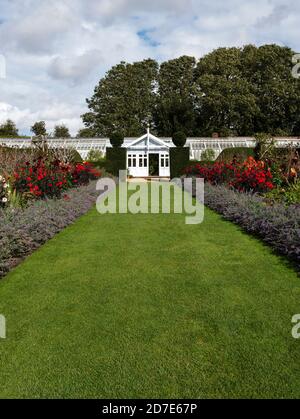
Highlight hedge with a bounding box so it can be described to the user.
[170,147,190,178]
[106,147,127,176]
[217,147,255,163]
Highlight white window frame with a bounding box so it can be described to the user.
[160,154,169,168]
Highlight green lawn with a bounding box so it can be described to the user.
[0,186,299,398]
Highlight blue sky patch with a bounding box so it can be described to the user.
[137,29,160,47]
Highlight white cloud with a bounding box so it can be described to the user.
[0,0,299,135]
[48,50,103,83]
[0,102,83,135]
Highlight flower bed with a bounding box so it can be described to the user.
[0,145,106,278]
[11,159,101,201]
[0,144,102,208]
[184,157,274,193]
[0,181,100,279]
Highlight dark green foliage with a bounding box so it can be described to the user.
[82,59,158,137]
[154,56,197,136]
[241,45,300,135]
[54,124,71,138]
[31,121,47,137]
[109,132,124,148]
[77,127,96,138]
[217,147,255,162]
[0,119,18,137]
[172,131,186,147]
[195,47,259,136]
[170,147,190,178]
[154,98,195,136]
[82,45,300,137]
[106,147,126,176]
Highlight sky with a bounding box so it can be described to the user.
[0,0,299,136]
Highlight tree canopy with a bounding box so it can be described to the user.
[82,44,300,137]
[82,59,158,137]
[54,124,71,138]
[31,121,47,137]
[76,127,95,138]
[0,119,19,137]
[154,56,197,136]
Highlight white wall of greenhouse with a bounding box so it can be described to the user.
[1,136,299,161]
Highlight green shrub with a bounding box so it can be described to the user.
[89,158,107,169]
[106,147,126,176]
[67,149,83,163]
[264,180,300,205]
[110,132,124,148]
[172,131,187,147]
[217,147,255,163]
[201,148,216,161]
[170,147,190,178]
[87,149,103,162]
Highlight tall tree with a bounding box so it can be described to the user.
[194,47,259,136]
[82,59,158,137]
[0,119,19,137]
[241,44,300,135]
[54,124,71,138]
[155,56,196,135]
[81,45,300,138]
[31,121,47,137]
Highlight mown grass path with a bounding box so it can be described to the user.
[0,190,299,398]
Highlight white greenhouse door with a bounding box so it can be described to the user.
[127,152,148,177]
[159,153,170,177]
